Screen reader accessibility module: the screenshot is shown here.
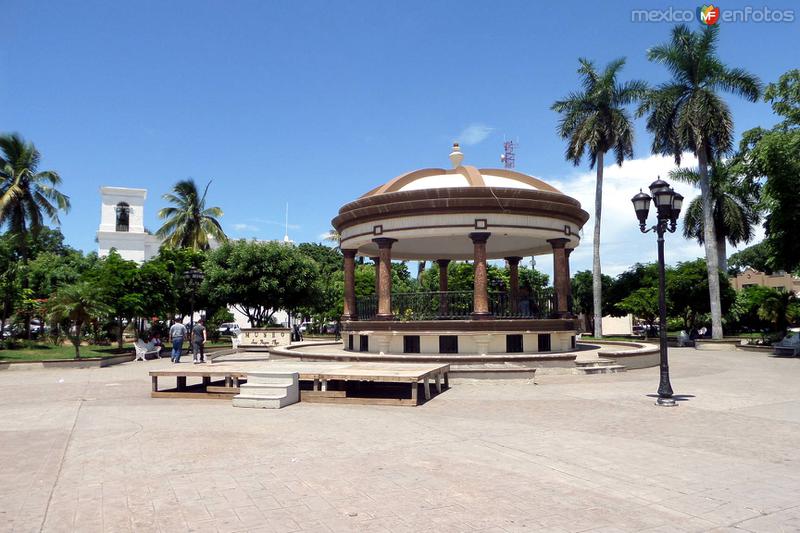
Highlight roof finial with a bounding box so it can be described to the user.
[449,142,463,168]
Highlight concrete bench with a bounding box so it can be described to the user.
[773,333,800,357]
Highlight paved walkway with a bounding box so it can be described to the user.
[1,348,799,532]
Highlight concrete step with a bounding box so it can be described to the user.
[575,358,616,368]
[451,363,536,380]
[232,371,299,409]
[578,365,626,375]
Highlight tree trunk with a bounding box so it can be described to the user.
[592,151,604,338]
[117,317,124,349]
[417,261,426,279]
[716,238,728,275]
[698,148,724,339]
[73,320,82,358]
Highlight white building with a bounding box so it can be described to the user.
[97,187,161,263]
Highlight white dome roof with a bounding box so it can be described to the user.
[360,144,561,198]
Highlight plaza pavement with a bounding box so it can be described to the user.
[1,348,800,532]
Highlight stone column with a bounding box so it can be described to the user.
[436,259,450,317]
[505,256,522,314]
[470,232,491,319]
[342,249,357,321]
[373,239,397,320]
[565,248,573,315]
[548,238,570,316]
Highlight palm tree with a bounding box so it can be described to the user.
[157,179,227,250]
[552,58,646,337]
[322,228,340,247]
[757,288,799,333]
[0,133,71,257]
[638,24,761,339]
[670,160,761,273]
[47,282,112,358]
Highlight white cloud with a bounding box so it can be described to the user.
[250,217,301,230]
[232,223,259,232]
[458,124,493,146]
[544,153,724,277]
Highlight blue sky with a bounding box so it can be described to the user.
[2,0,798,278]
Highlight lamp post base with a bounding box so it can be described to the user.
[655,397,678,407]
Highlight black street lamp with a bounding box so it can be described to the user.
[183,267,205,332]
[631,177,684,407]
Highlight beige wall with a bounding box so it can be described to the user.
[733,268,800,295]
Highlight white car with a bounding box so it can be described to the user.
[218,323,241,336]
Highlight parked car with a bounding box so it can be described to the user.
[298,321,314,333]
[321,321,338,334]
[217,322,241,336]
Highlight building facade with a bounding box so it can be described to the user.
[733,267,800,295]
[97,187,161,263]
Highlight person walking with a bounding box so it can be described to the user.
[191,318,207,364]
[169,320,187,363]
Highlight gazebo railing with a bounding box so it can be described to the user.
[354,290,556,320]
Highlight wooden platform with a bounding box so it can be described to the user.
[149,361,450,406]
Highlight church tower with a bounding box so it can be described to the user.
[97,187,160,263]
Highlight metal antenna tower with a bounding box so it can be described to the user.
[501,140,516,169]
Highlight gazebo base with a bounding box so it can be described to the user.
[341,319,578,355]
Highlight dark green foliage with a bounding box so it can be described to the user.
[738,70,800,273]
[203,240,319,327]
[571,270,613,331]
[667,259,735,330]
[728,242,774,275]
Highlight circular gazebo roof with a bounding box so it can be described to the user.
[333,144,590,260]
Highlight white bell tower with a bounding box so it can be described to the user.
[97,187,160,263]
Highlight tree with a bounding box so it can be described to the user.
[638,24,761,339]
[552,58,646,338]
[295,243,344,322]
[670,160,761,273]
[618,287,659,336]
[47,282,112,358]
[757,288,799,333]
[85,251,142,348]
[146,247,207,319]
[667,259,735,330]
[204,240,319,327]
[728,241,774,275]
[0,239,21,339]
[738,69,800,273]
[0,134,71,257]
[156,179,227,250]
[607,263,659,316]
[571,270,613,333]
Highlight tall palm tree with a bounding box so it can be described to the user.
[552,58,647,337]
[157,179,227,250]
[670,160,760,273]
[0,133,71,257]
[47,282,112,358]
[638,24,761,339]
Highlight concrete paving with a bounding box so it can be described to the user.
[1,348,799,532]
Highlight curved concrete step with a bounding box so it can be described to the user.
[578,365,626,374]
[575,358,616,368]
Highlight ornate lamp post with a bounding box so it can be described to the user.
[631,177,684,407]
[183,267,205,332]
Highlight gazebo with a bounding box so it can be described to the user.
[331,144,590,356]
